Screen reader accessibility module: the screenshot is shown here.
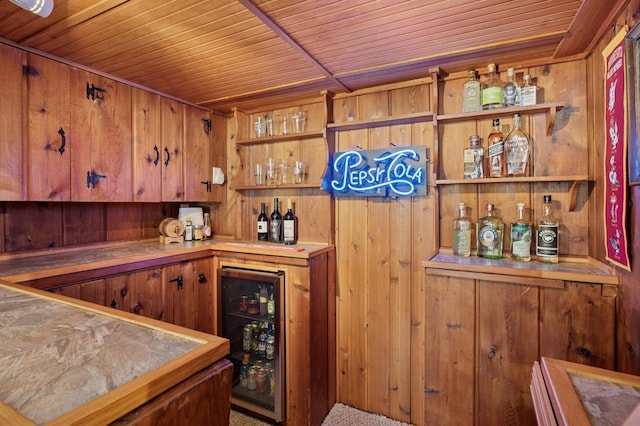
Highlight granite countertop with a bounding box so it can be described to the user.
[0,239,333,283]
[0,282,229,425]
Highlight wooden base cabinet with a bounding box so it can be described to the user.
[423,274,616,425]
[213,248,335,426]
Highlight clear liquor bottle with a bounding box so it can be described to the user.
[487,119,505,177]
[519,74,537,106]
[462,68,482,112]
[476,203,504,259]
[510,203,531,261]
[453,202,472,257]
[503,68,519,107]
[481,63,503,110]
[505,114,530,176]
[463,135,484,179]
[536,195,559,263]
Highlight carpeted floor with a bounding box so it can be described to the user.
[230,403,413,425]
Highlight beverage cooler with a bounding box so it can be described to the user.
[217,267,285,422]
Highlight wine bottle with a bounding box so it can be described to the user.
[270,198,283,243]
[257,202,269,241]
[283,198,297,245]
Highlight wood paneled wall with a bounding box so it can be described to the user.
[588,0,640,374]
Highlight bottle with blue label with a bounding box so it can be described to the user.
[476,203,504,259]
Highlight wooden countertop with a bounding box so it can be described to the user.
[0,281,229,426]
[0,239,334,284]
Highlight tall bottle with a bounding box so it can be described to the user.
[463,135,484,179]
[283,199,298,245]
[203,212,212,240]
[505,114,530,176]
[503,67,519,107]
[270,198,283,243]
[536,195,559,263]
[452,202,472,257]
[510,203,532,261]
[257,202,269,241]
[487,119,505,177]
[481,63,503,110]
[462,68,482,112]
[519,74,537,106]
[476,203,504,259]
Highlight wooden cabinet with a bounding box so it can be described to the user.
[423,273,617,425]
[132,87,162,202]
[163,257,214,334]
[213,248,335,426]
[0,43,26,201]
[161,98,185,202]
[183,105,214,202]
[70,69,133,201]
[50,278,106,305]
[26,54,71,201]
[106,268,165,321]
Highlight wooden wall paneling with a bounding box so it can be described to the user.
[131,268,164,321]
[160,98,184,202]
[333,95,358,123]
[410,120,436,426]
[50,279,106,305]
[105,273,132,313]
[366,126,392,415]
[106,203,143,241]
[132,87,161,202]
[541,282,616,369]
[62,203,105,246]
[477,280,539,426]
[26,54,71,202]
[335,129,369,408]
[309,254,331,424]
[0,43,26,201]
[424,275,475,425]
[0,203,4,253]
[4,202,62,252]
[141,203,176,239]
[209,113,227,203]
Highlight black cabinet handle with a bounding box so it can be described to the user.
[57,128,66,155]
[120,287,128,298]
[202,118,211,134]
[153,145,160,166]
[86,171,107,188]
[164,146,171,166]
[86,82,106,100]
[197,272,207,283]
[110,299,118,309]
[200,180,211,192]
[169,275,183,290]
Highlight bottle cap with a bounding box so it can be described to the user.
[470,135,480,146]
[488,63,496,72]
[544,195,552,203]
[458,202,466,209]
[507,67,515,76]
[492,118,500,127]
[486,203,494,211]
[517,202,525,208]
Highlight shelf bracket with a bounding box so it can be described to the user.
[546,106,557,136]
[569,180,580,212]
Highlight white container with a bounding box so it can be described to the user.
[178,207,204,228]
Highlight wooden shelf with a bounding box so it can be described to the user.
[327,111,434,131]
[231,183,321,191]
[435,175,587,185]
[236,130,325,145]
[437,102,564,136]
[423,252,619,286]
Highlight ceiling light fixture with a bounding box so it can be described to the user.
[9,0,53,18]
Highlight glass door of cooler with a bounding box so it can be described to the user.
[217,267,285,422]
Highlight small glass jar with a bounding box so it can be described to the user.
[193,225,203,240]
[239,295,249,312]
[247,295,259,314]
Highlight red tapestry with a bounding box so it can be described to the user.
[603,28,631,271]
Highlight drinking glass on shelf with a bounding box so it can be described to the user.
[255,116,266,138]
[292,111,306,134]
[254,163,264,185]
[281,113,290,135]
[293,161,306,184]
[266,158,277,184]
[265,113,274,137]
[279,159,292,185]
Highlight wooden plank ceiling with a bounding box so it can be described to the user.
[0,0,627,112]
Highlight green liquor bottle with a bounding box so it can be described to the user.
[453,202,472,257]
[476,203,504,259]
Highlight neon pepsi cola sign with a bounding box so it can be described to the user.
[323,146,428,197]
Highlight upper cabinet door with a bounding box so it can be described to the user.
[70,69,132,201]
[27,54,71,201]
[132,87,161,202]
[161,98,185,202]
[183,105,212,202]
[0,44,26,201]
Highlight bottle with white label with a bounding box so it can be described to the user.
[519,74,537,106]
[476,203,503,259]
[257,202,269,241]
[510,203,531,261]
[536,195,559,263]
[184,217,193,241]
[453,202,472,257]
[283,199,297,245]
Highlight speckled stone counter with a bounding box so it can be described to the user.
[0,282,230,425]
